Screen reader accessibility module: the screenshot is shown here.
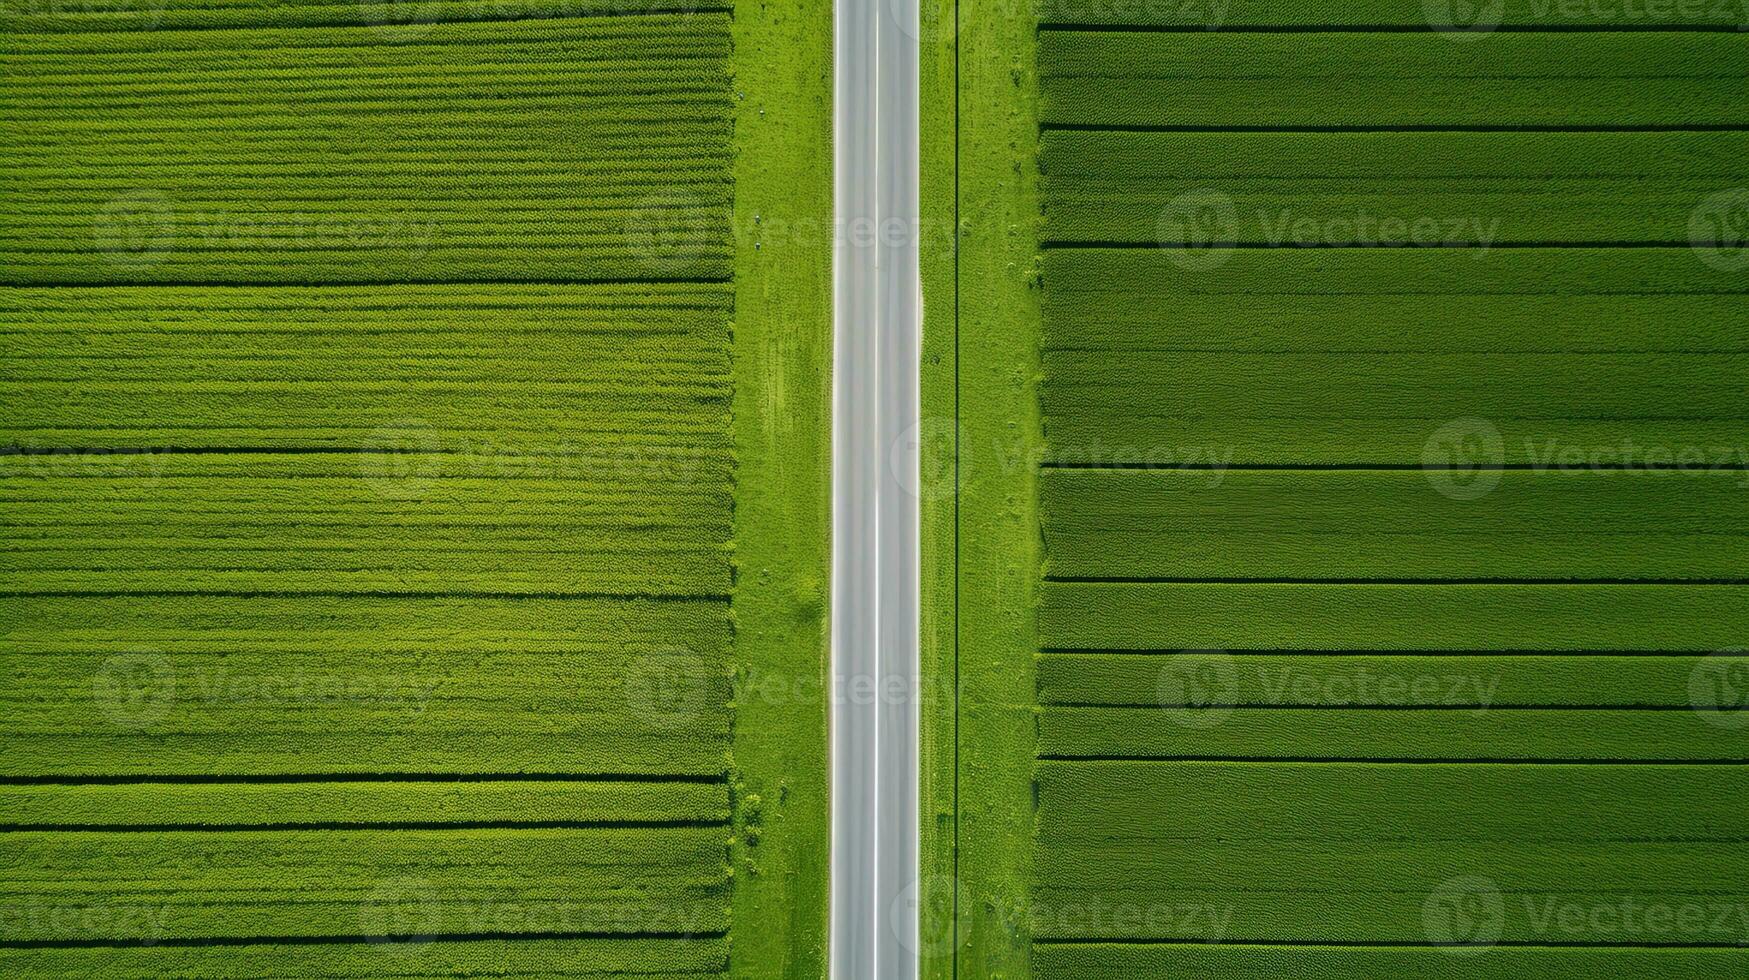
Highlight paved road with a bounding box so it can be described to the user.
[834,0,920,976]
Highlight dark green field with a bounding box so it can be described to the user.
[926,0,1749,977]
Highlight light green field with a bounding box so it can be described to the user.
[2,0,829,975]
[2,13,733,284]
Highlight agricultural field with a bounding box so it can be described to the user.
[1,1,829,977]
[926,1,1749,978]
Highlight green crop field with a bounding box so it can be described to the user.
[1,1,829,977]
[9,0,1749,974]
[925,0,1749,978]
